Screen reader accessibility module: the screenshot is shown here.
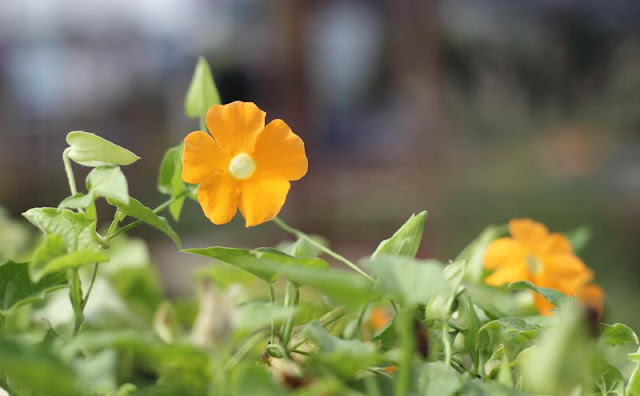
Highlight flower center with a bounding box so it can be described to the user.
[228,153,256,180]
[526,255,541,275]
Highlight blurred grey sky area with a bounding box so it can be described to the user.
[0,1,639,326]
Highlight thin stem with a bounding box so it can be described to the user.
[70,270,84,336]
[395,308,415,396]
[272,217,373,281]
[106,192,187,241]
[281,283,299,347]
[442,320,452,367]
[62,148,77,196]
[81,263,100,310]
[224,330,268,372]
[268,283,276,344]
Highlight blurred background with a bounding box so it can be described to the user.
[0,1,638,329]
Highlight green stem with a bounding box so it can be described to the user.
[268,283,276,344]
[199,116,207,133]
[395,308,415,396]
[81,263,100,310]
[442,320,452,367]
[62,148,77,196]
[272,217,373,281]
[70,270,84,336]
[106,192,188,241]
[289,307,347,351]
[224,330,269,372]
[280,282,299,347]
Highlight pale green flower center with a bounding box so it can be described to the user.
[228,153,256,180]
[526,255,541,275]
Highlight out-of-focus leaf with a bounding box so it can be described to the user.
[0,260,67,315]
[108,197,180,247]
[367,256,448,306]
[66,131,140,167]
[372,211,427,259]
[566,226,592,253]
[518,304,593,395]
[237,366,286,396]
[456,379,527,395]
[509,280,570,310]
[0,207,30,263]
[478,318,541,362]
[86,166,129,205]
[306,322,380,379]
[23,207,100,251]
[456,224,508,283]
[73,349,118,394]
[599,323,639,346]
[236,302,296,335]
[184,57,221,119]
[157,144,187,221]
[0,337,82,396]
[108,267,163,321]
[417,361,463,396]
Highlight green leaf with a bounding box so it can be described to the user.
[306,322,380,379]
[367,256,449,306]
[157,144,187,221]
[566,226,592,253]
[184,57,221,119]
[628,349,640,396]
[108,197,180,247]
[66,131,140,167]
[265,262,378,308]
[509,280,570,310]
[417,362,463,396]
[599,323,639,346]
[30,234,108,281]
[0,337,82,396]
[237,366,286,396]
[478,318,541,360]
[23,207,100,251]
[456,224,508,283]
[0,261,67,315]
[590,357,625,396]
[58,193,95,210]
[372,211,427,259]
[87,166,129,205]
[184,247,279,283]
[235,302,296,335]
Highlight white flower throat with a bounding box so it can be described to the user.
[228,153,256,180]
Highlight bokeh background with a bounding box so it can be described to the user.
[0,1,638,329]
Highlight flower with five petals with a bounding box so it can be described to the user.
[182,101,308,227]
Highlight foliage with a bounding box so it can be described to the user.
[0,57,636,396]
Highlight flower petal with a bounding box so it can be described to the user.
[253,119,308,181]
[182,131,230,184]
[485,258,529,286]
[197,172,240,225]
[484,237,524,270]
[538,233,572,256]
[539,254,593,294]
[534,293,554,316]
[205,101,265,154]
[240,178,290,227]
[509,219,549,250]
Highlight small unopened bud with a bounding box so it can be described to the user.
[191,281,240,348]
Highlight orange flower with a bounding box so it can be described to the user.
[369,308,392,330]
[182,101,308,227]
[483,219,603,315]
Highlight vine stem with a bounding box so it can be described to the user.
[268,283,276,344]
[395,308,415,396]
[442,320,452,367]
[272,217,374,281]
[62,148,77,196]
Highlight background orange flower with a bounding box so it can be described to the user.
[484,219,603,315]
